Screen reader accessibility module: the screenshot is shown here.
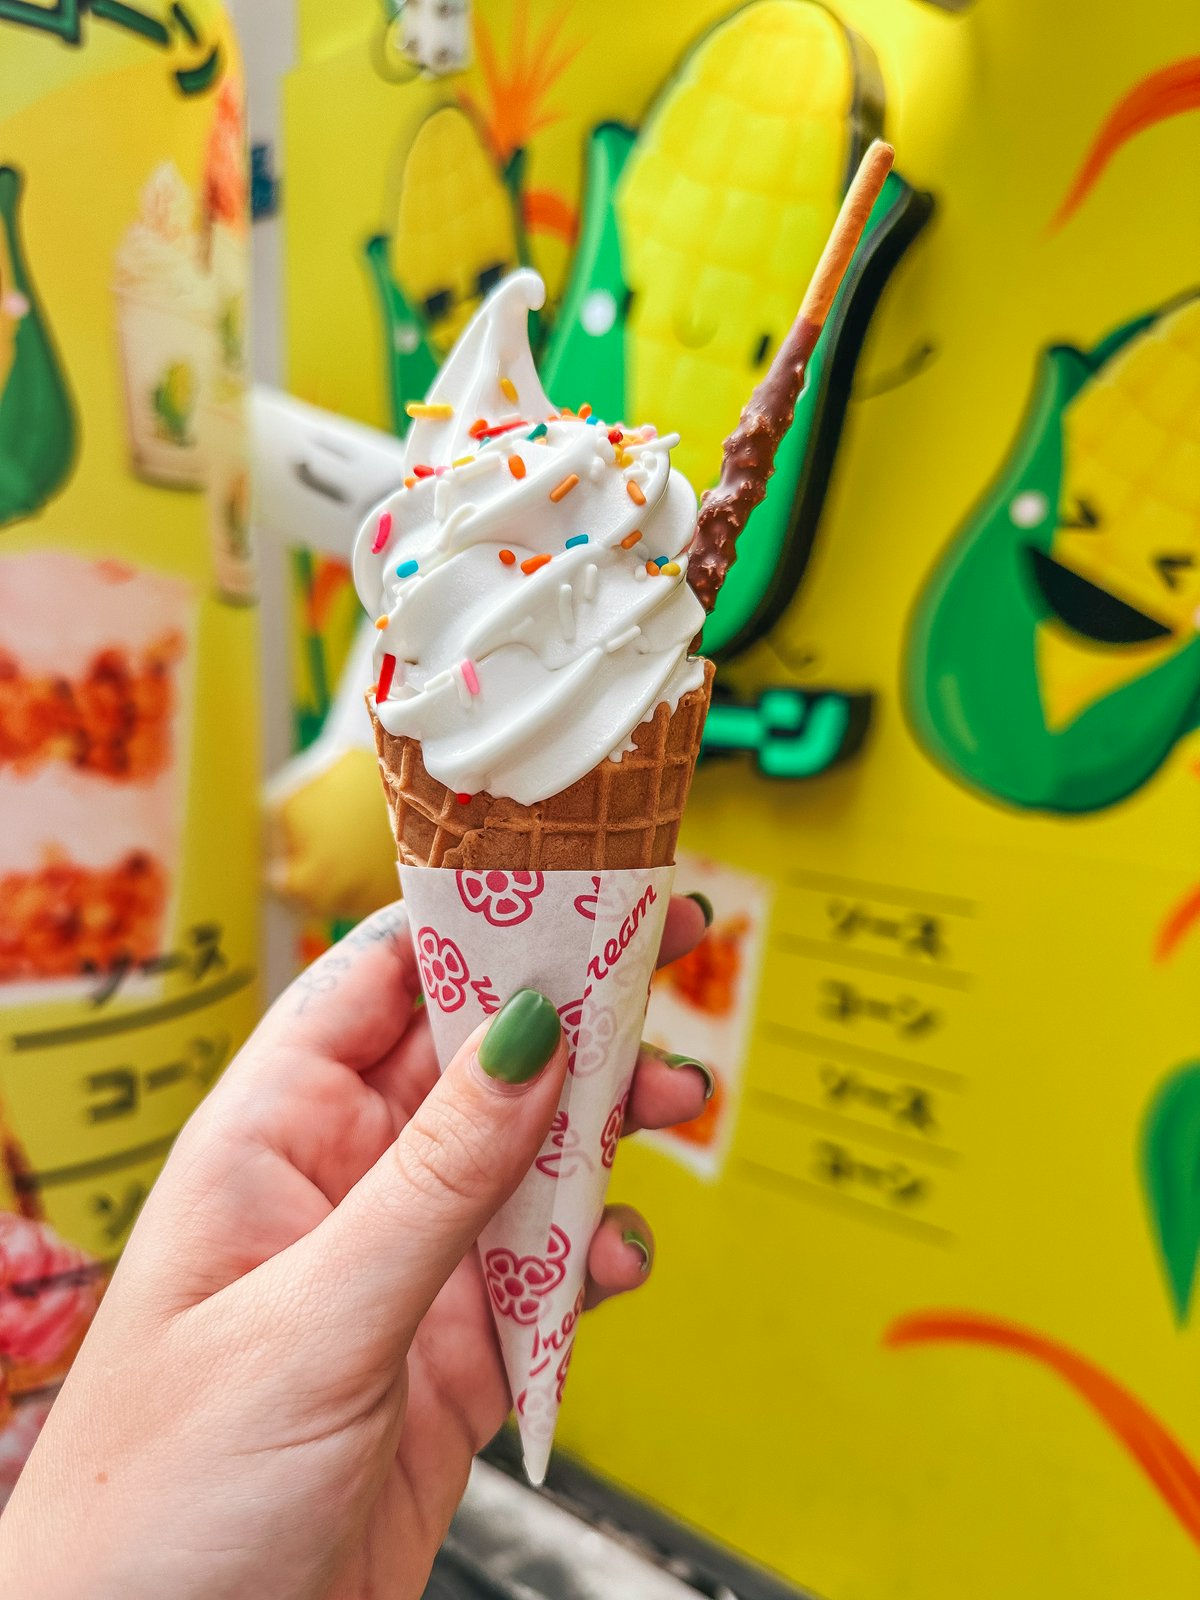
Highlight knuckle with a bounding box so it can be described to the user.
[391,1104,496,1212]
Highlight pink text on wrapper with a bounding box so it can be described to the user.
[586,884,658,983]
[529,1286,586,1378]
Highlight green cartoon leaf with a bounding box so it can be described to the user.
[1141,1062,1200,1324]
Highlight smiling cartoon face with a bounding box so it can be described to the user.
[1032,303,1200,728]
[616,0,881,491]
[907,296,1200,814]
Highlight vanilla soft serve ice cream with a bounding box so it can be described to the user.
[353,270,707,807]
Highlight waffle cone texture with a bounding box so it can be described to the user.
[370,659,714,870]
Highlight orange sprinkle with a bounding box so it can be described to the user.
[375,615,389,629]
[499,376,518,403]
[620,530,643,548]
[549,473,579,503]
[645,561,659,576]
[521,553,552,575]
[560,405,575,417]
[579,402,592,419]
[468,417,489,439]
[404,476,416,488]
[508,455,527,479]
[498,549,516,565]
[627,480,646,506]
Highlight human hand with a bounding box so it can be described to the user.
[0,895,713,1600]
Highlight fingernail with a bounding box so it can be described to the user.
[477,989,561,1086]
[651,1047,716,1102]
[621,1228,652,1273]
[685,891,714,928]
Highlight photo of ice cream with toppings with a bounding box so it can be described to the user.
[112,162,215,488]
[0,552,194,999]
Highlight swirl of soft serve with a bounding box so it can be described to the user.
[353,270,706,806]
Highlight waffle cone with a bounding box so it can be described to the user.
[370,659,713,870]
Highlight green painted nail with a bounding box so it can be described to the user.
[621,1228,652,1272]
[477,990,561,1085]
[686,891,714,928]
[655,1049,716,1102]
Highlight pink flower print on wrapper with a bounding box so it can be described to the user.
[557,995,617,1079]
[456,870,545,927]
[0,1214,101,1371]
[515,1383,558,1441]
[535,1110,593,1179]
[600,1091,629,1170]
[484,1224,571,1326]
[414,926,470,1012]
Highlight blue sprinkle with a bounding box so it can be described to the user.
[565,535,589,549]
[395,559,419,579]
[653,555,669,567]
[526,422,548,441]
[585,415,600,425]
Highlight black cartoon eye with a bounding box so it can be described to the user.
[751,332,772,368]
[475,262,506,298]
[422,288,454,322]
[1154,553,1195,591]
[1059,496,1100,531]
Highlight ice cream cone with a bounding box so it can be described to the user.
[369,660,713,871]
[353,143,897,1477]
[397,860,675,1482]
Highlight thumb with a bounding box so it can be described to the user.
[288,989,566,1349]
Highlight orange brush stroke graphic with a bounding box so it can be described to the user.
[1155,884,1200,963]
[885,1310,1200,1544]
[461,1,582,165]
[522,190,578,245]
[305,558,350,634]
[1049,57,1200,232]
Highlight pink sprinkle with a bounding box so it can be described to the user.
[461,659,480,696]
[371,511,392,554]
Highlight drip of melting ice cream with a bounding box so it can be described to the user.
[353,270,706,806]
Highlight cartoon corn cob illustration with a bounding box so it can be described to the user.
[366,105,521,433]
[544,0,927,659]
[907,293,1200,813]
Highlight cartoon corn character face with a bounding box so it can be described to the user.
[907,294,1200,814]
[388,105,519,356]
[616,0,882,493]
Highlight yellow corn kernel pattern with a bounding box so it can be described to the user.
[1039,296,1200,728]
[390,106,519,355]
[617,1,860,489]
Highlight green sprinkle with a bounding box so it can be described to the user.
[526,423,548,441]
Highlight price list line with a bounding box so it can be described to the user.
[774,933,973,991]
[760,1022,968,1092]
[8,967,256,1052]
[13,1128,183,1193]
[734,1157,955,1247]
[747,1088,961,1167]
[786,868,977,918]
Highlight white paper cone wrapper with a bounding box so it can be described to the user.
[398,864,674,1483]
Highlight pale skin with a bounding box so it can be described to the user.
[0,895,710,1600]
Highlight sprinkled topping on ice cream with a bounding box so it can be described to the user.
[353,270,706,806]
